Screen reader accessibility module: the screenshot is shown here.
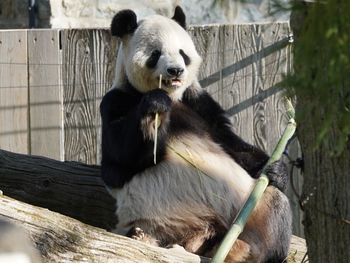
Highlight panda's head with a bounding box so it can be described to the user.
[111,6,202,100]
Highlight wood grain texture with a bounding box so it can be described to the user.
[189,25,222,101]
[28,29,63,160]
[0,30,28,154]
[0,148,116,230]
[190,23,292,149]
[219,24,254,144]
[61,29,117,164]
[255,23,291,155]
[92,30,119,164]
[0,195,209,263]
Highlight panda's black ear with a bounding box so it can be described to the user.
[111,10,138,38]
[172,6,186,29]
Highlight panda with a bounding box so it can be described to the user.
[100,6,292,263]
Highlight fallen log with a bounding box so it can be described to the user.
[0,149,307,262]
[0,149,116,230]
[0,194,306,263]
[0,194,209,263]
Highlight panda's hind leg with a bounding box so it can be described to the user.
[126,225,209,254]
[204,238,256,263]
[225,239,256,263]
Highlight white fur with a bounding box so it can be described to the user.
[113,14,202,101]
[110,134,255,235]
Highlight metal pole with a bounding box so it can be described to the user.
[28,0,36,28]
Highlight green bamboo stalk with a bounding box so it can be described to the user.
[211,99,296,263]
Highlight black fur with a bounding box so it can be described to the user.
[182,89,269,176]
[179,49,191,65]
[100,84,169,188]
[182,89,288,191]
[139,89,172,115]
[100,83,288,191]
[172,6,186,29]
[111,10,138,38]
[264,160,288,192]
[146,50,161,68]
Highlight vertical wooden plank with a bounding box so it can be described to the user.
[250,23,269,153]
[93,31,119,164]
[219,24,254,144]
[61,29,117,164]
[61,29,96,164]
[256,23,291,154]
[189,25,221,101]
[0,30,28,154]
[28,29,63,160]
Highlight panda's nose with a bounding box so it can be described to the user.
[167,67,184,77]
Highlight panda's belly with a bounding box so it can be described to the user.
[113,133,255,235]
[166,134,255,198]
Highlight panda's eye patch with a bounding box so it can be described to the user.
[146,50,161,68]
[179,49,191,66]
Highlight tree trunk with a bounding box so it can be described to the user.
[297,109,350,263]
[291,1,350,262]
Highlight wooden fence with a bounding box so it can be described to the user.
[0,23,303,236]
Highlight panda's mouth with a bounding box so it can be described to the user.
[161,78,183,88]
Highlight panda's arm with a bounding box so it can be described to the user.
[183,89,288,191]
[101,88,146,163]
[100,88,171,188]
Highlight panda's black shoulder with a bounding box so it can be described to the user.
[182,86,226,122]
[100,84,142,124]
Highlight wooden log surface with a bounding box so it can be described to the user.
[0,149,116,230]
[0,149,307,262]
[0,194,209,263]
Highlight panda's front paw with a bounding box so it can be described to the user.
[265,159,288,192]
[127,227,160,246]
[128,227,145,240]
[139,89,172,116]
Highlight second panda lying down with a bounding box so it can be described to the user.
[100,6,292,263]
